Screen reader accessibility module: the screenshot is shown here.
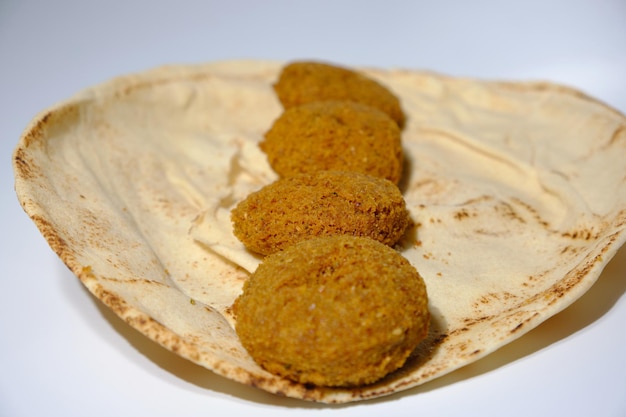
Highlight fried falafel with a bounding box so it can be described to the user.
[260,100,404,184]
[230,170,410,255]
[234,235,430,387]
[273,61,406,127]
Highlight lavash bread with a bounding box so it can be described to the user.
[13,60,626,403]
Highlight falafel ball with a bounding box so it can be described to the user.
[231,170,410,255]
[273,61,406,127]
[260,100,404,184]
[234,235,430,387]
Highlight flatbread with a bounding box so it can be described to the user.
[13,60,626,403]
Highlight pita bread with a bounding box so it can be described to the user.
[13,60,626,403]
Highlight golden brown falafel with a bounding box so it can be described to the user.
[234,235,430,387]
[260,100,404,184]
[273,61,406,127]
[230,170,410,255]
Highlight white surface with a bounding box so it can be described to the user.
[1,1,625,416]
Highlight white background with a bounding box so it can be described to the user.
[1,1,625,416]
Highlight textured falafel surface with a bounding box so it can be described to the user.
[273,61,406,127]
[230,170,410,255]
[261,100,404,184]
[233,235,430,387]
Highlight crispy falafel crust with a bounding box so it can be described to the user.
[233,235,430,387]
[260,100,404,184]
[273,61,406,127]
[230,171,410,255]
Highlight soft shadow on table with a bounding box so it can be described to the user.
[59,243,626,408]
